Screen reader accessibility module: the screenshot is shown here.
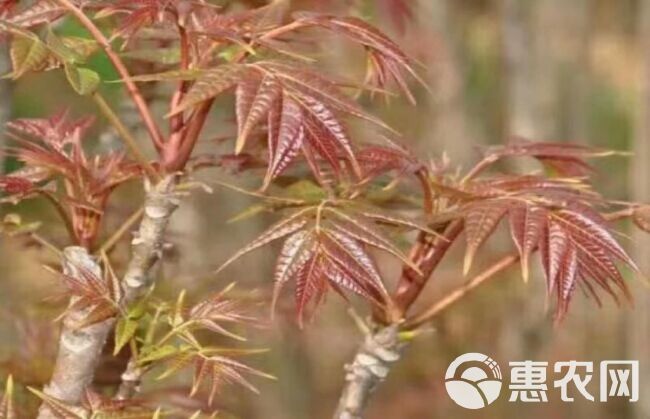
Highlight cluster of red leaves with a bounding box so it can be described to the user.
[443,143,638,319]
[119,5,421,188]
[1,0,68,28]
[233,61,388,188]
[356,144,421,183]
[95,0,219,42]
[217,202,428,325]
[96,0,282,51]
[1,111,142,247]
[292,12,422,104]
[188,289,254,341]
[484,138,619,177]
[189,353,269,406]
[135,59,400,188]
[54,260,121,329]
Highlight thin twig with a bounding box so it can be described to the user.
[459,154,500,185]
[36,190,76,242]
[404,254,521,329]
[258,21,306,41]
[29,233,62,256]
[168,24,191,134]
[96,206,145,255]
[55,0,165,149]
[400,208,638,329]
[166,99,215,171]
[390,220,464,320]
[604,207,636,222]
[92,93,160,181]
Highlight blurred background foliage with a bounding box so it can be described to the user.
[0,0,649,418]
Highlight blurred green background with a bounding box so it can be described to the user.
[0,0,648,418]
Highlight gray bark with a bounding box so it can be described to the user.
[37,176,179,417]
[121,176,178,301]
[333,325,404,419]
[37,247,112,418]
[114,358,142,400]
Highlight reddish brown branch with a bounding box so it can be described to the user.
[56,0,165,149]
[167,25,191,150]
[390,220,464,319]
[404,253,520,329]
[165,99,215,171]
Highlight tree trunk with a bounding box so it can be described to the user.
[37,177,178,417]
[332,325,404,419]
[37,247,112,418]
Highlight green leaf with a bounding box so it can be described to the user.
[172,290,187,327]
[138,345,178,364]
[114,317,138,356]
[46,28,83,64]
[60,37,98,61]
[227,204,268,223]
[64,64,100,96]
[156,349,195,380]
[8,35,49,79]
[126,297,148,319]
[283,180,327,203]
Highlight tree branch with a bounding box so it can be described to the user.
[37,176,179,415]
[165,99,215,171]
[333,253,518,419]
[37,247,114,419]
[55,0,165,149]
[97,206,144,255]
[92,93,159,181]
[404,253,520,329]
[121,176,178,301]
[333,325,404,419]
[391,220,464,318]
[114,357,142,400]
